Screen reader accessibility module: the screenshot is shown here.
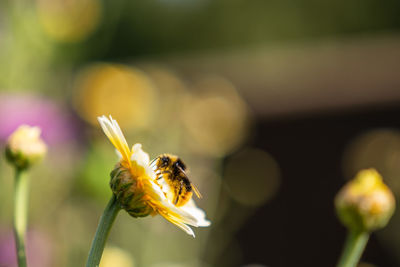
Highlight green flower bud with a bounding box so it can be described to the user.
[335,169,395,232]
[110,163,153,218]
[5,125,47,170]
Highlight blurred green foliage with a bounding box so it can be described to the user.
[1,0,400,266]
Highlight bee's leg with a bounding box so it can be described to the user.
[156,171,171,180]
[174,195,179,205]
[174,181,183,205]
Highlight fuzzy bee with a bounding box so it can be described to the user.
[151,154,202,207]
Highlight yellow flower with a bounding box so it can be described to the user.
[6,125,47,169]
[98,115,210,237]
[335,169,395,232]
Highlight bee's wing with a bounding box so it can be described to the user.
[191,183,203,199]
[177,165,202,199]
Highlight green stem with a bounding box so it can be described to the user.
[337,230,369,267]
[86,195,121,267]
[13,168,29,267]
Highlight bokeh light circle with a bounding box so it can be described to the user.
[182,75,249,157]
[73,63,157,130]
[36,0,102,43]
[142,65,188,129]
[343,129,400,196]
[100,246,135,267]
[224,148,281,206]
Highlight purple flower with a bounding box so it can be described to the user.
[0,228,53,267]
[0,93,78,145]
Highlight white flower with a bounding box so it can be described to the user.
[98,115,210,237]
[6,125,47,169]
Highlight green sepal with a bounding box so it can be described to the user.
[109,163,153,218]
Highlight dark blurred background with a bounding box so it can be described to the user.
[1,0,400,266]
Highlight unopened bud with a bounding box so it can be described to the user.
[335,169,395,232]
[110,163,153,218]
[5,125,47,170]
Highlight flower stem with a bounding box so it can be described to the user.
[86,195,121,267]
[337,230,369,267]
[13,168,29,267]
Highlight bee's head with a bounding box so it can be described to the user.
[160,155,170,167]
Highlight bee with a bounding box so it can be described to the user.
[152,154,202,207]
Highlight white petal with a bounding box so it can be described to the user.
[131,143,150,165]
[146,180,200,226]
[158,212,195,237]
[97,115,131,162]
[109,115,130,150]
[131,143,156,179]
[98,116,114,141]
[161,201,199,227]
[180,199,211,227]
